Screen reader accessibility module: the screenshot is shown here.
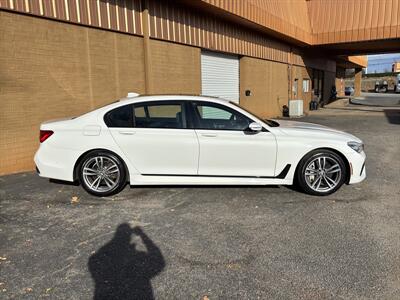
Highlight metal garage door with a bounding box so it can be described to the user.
[201,51,239,103]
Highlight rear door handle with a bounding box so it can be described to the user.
[119,131,136,135]
[201,133,217,137]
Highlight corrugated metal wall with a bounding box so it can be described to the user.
[0,0,293,64]
[0,0,143,35]
[147,0,290,63]
[201,0,313,44]
[308,0,400,44]
[202,0,400,45]
[1,0,397,48]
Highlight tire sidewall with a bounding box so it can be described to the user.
[297,150,346,196]
[78,151,126,197]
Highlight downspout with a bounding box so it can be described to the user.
[288,47,293,103]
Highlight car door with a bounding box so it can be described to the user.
[106,101,199,175]
[191,101,277,177]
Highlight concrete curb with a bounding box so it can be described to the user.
[324,98,350,108]
[350,97,400,107]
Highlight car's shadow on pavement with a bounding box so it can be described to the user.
[88,224,165,300]
[49,178,80,186]
[48,179,283,191]
[384,109,400,124]
[130,184,280,189]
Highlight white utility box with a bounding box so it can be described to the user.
[289,99,304,117]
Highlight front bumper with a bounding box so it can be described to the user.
[346,151,366,184]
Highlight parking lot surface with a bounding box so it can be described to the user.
[1,109,400,299]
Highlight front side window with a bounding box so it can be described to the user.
[192,102,251,131]
[134,102,185,129]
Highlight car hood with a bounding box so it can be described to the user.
[271,119,362,142]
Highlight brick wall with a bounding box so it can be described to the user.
[239,57,289,118]
[149,39,201,95]
[0,10,341,175]
[292,65,313,111]
[0,11,205,175]
[0,11,147,175]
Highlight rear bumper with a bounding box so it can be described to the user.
[34,144,83,182]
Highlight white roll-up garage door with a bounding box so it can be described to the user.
[201,51,239,103]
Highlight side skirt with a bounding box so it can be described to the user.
[130,165,293,186]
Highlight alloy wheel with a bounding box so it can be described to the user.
[304,156,342,193]
[82,156,121,193]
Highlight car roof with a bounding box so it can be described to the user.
[91,94,247,118]
[83,93,270,127]
[117,94,231,105]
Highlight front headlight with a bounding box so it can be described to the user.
[347,141,364,153]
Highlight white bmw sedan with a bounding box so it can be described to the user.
[34,94,366,197]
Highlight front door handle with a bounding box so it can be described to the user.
[119,131,136,135]
[201,133,217,137]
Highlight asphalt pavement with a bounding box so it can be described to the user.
[1,108,400,299]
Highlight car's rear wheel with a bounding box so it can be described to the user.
[78,151,126,197]
[296,149,346,196]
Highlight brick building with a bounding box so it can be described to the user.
[1,0,399,175]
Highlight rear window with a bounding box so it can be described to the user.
[104,105,133,128]
[133,102,185,129]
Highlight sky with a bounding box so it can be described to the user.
[366,53,400,73]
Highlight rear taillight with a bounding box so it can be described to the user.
[39,130,54,143]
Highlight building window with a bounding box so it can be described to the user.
[302,79,310,93]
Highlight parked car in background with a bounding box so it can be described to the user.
[395,74,400,93]
[35,94,366,197]
[375,80,388,93]
[345,86,354,96]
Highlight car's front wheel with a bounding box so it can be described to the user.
[78,151,126,197]
[296,149,346,196]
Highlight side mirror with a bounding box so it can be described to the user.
[248,122,263,132]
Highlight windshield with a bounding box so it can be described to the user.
[229,101,280,127]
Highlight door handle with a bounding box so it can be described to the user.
[119,131,136,135]
[201,133,217,137]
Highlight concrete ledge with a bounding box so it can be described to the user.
[324,97,350,108]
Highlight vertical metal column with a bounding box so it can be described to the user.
[142,0,152,94]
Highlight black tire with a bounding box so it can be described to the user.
[296,149,346,196]
[78,151,127,197]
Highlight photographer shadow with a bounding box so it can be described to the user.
[88,224,165,300]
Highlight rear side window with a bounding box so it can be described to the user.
[133,102,185,129]
[104,105,133,128]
